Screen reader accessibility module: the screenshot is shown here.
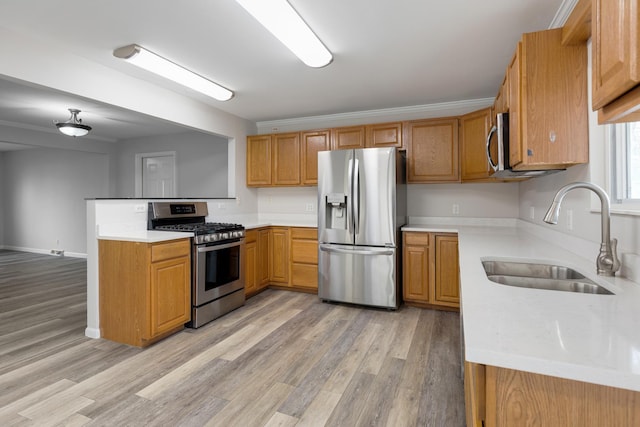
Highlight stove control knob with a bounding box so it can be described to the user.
[222,232,230,240]
[211,234,220,241]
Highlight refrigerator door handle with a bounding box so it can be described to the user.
[319,244,394,256]
[352,158,360,236]
[347,157,354,234]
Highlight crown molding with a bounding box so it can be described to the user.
[257,98,494,133]
[549,0,578,29]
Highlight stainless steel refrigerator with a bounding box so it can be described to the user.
[317,147,406,309]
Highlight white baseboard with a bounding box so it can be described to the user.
[84,327,101,339]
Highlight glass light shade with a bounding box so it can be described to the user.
[234,0,333,68]
[57,123,91,137]
[55,109,91,137]
[113,45,234,101]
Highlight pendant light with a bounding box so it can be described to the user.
[55,109,92,137]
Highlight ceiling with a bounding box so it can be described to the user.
[0,0,568,142]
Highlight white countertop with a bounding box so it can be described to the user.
[403,222,640,392]
[97,230,193,243]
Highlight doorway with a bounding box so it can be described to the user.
[135,151,176,198]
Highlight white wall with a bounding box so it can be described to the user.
[3,147,109,255]
[115,131,228,198]
[407,183,519,218]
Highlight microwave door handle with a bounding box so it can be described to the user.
[486,125,499,172]
[352,158,360,236]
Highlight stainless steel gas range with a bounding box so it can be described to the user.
[148,201,245,328]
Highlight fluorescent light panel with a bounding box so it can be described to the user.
[234,0,332,68]
[113,45,234,101]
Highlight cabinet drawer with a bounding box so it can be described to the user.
[291,240,318,264]
[404,233,430,246]
[291,227,317,240]
[151,239,191,262]
[291,263,318,289]
[245,229,258,243]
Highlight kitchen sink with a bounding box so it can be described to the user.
[481,260,614,295]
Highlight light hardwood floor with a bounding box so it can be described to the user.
[0,249,464,426]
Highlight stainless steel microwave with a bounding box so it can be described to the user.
[486,112,561,179]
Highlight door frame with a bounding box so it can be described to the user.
[134,151,177,198]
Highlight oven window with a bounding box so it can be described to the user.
[204,245,240,290]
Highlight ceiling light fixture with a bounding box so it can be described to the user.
[234,0,333,68]
[55,109,92,137]
[113,44,234,101]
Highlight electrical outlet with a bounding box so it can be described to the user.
[217,203,226,210]
[305,203,315,212]
[134,204,146,213]
[452,203,460,215]
[530,206,535,220]
[567,209,573,230]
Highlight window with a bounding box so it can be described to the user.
[611,121,640,207]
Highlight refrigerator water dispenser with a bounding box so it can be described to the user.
[325,193,347,229]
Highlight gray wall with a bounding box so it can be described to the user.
[115,131,228,198]
[2,147,109,255]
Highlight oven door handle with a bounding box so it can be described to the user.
[196,239,243,253]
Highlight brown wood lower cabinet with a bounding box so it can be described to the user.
[402,231,459,309]
[244,228,270,297]
[99,238,191,347]
[290,227,318,291]
[465,361,640,426]
[244,226,318,296]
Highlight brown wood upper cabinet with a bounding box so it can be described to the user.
[301,130,330,185]
[460,107,494,182]
[331,122,403,150]
[247,133,302,187]
[331,125,365,150]
[592,0,640,123]
[405,118,459,183]
[246,134,272,186]
[508,28,589,171]
[272,133,301,186]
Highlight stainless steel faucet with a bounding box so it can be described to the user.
[543,182,621,276]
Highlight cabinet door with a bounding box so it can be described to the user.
[494,74,509,114]
[592,0,640,110]
[331,126,366,150]
[258,229,270,288]
[508,49,523,168]
[272,133,301,186]
[516,29,588,169]
[244,237,258,295]
[460,108,493,181]
[405,118,459,182]
[402,233,431,302]
[366,122,403,148]
[246,135,272,186]
[301,130,330,185]
[269,228,289,284]
[434,234,460,308]
[149,255,190,338]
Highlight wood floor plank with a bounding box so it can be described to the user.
[0,250,465,427]
[263,411,299,427]
[296,390,342,427]
[356,356,406,426]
